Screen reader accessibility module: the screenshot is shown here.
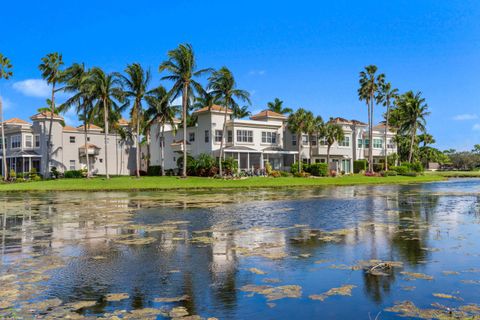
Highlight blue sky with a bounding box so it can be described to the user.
[1,0,479,150]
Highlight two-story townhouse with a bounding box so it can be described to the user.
[0,111,136,177]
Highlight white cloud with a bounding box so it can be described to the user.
[248,70,266,76]
[13,79,51,98]
[453,113,478,121]
[473,123,480,131]
[0,95,13,110]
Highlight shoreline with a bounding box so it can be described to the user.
[0,175,447,192]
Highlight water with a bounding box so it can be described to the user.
[1,179,480,319]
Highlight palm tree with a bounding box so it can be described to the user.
[38,52,64,177]
[304,111,317,163]
[418,133,435,147]
[88,67,125,179]
[324,120,345,167]
[208,67,251,175]
[287,108,309,173]
[267,98,292,114]
[159,43,211,177]
[192,90,219,111]
[376,81,398,171]
[145,86,178,176]
[396,91,430,162]
[234,105,251,119]
[358,65,384,172]
[118,63,151,178]
[58,63,94,177]
[0,53,13,180]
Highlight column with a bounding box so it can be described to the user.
[260,153,264,169]
[237,152,240,173]
[29,157,32,172]
[247,152,250,171]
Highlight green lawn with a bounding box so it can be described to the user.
[0,174,446,192]
[425,171,480,178]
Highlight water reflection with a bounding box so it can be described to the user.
[1,179,480,319]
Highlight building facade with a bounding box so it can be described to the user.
[0,112,136,177]
[149,106,397,174]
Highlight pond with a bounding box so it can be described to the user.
[1,179,480,319]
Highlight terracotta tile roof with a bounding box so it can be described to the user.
[31,111,64,120]
[118,118,129,126]
[63,125,78,132]
[250,110,287,119]
[193,104,232,114]
[77,124,102,131]
[3,118,30,125]
[330,117,352,124]
[351,119,367,126]
[79,143,100,149]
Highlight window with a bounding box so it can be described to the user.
[292,135,297,146]
[364,139,370,148]
[302,135,309,146]
[373,138,383,149]
[34,135,40,148]
[357,138,363,148]
[311,135,317,146]
[11,135,21,149]
[189,132,195,142]
[319,137,327,146]
[69,136,76,143]
[227,130,233,143]
[0,137,4,150]
[69,160,75,170]
[215,130,223,142]
[99,158,103,163]
[25,135,33,148]
[261,132,277,144]
[339,136,350,147]
[387,139,395,149]
[87,137,90,142]
[236,130,253,143]
[204,130,209,143]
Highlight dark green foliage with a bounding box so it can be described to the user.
[353,160,367,173]
[64,170,84,178]
[373,163,384,172]
[222,157,238,175]
[391,166,410,175]
[380,170,398,177]
[308,163,328,177]
[50,167,60,179]
[410,161,424,173]
[147,166,162,176]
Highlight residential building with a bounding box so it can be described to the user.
[0,112,136,177]
[149,106,397,174]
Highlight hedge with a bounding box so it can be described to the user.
[353,160,367,173]
[309,163,328,177]
[147,166,162,176]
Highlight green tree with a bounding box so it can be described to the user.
[396,91,430,162]
[159,44,211,177]
[118,63,151,178]
[59,63,94,177]
[358,65,384,172]
[0,53,13,180]
[376,81,398,171]
[234,105,251,119]
[287,108,309,173]
[324,120,345,167]
[303,111,317,163]
[267,98,292,114]
[38,52,64,176]
[88,67,125,179]
[208,67,250,175]
[145,86,178,176]
[472,144,480,154]
[418,133,435,147]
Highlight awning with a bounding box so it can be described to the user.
[0,150,42,158]
[262,147,298,155]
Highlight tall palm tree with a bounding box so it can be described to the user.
[118,63,151,178]
[208,67,250,175]
[396,91,430,162]
[234,105,251,119]
[39,52,64,177]
[0,53,13,180]
[267,98,292,114]
[418,133,435,147]
[324,120,345,167]
[376,81,398,171]
[159,43,211,177]
[303,111,317,163]
[287,108,309,173]
[88,67,125,179]
[192,90,219,111]
[59,63,94,177]
[358,65,384,172]
[145,86,178,176]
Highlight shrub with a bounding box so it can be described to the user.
[353,160,367,173]
[403,171,419,177]
[29,168,39,180]
[64,170,84,179]
[290,162,303,175]
[17,173,24,179]
[270,170,282,177]
[147,166,162,176]
[391,166,410,175]
[373,163,384,172]
[9,169,16,180]
[364,171,377,177]
[265,161,273,175]
[222,157,238,175]
[410,161,424,173]
[280,171,291,177]
[50,166,60,179]
[309,163,328,177]
[33,175,42,181]
[400,162,412,170]
[293,171,311,178]
[380,170,398,177]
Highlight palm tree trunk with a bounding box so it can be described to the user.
[181,84,188,177]
[46,84,55,177]
[298,133,302,172]
[0,99,7,180]
[103,98,109,179]
[327,145,331,173]
[408,124,416,163]
[115,132,119,176]
[83,110,90,178]
[161,124,165,176]
[369,96,374,172]
[218,104,229,176]
[384,99,390,171]
[309,136,312,164]
[136,116,140,178]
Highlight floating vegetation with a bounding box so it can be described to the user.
[400,271,434,280]
[66,300,97,310]
[461,280,480,285]
[385,301,480,319]
[401,286,416,291]
[169,306,189,318]
[441,270,460,276]
[309,285,356,302]
[105,293,130,301]
[249,268,267,275]
[328,264,362,271]
[240,284,302,301]
[154,295,190,303]
[262,278,281,283]
[432,293,463,301]
[113,236,156,245]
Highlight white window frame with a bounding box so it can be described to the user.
[204,130,209,143]
[292,134,297,146]
[11,135,21,149]
[69,136,76,143]
[261,131,277,144]
[302,134,309,146]
[69,160,76,170]
[189,132,195,142]
[373,138,383,149]
[236,130,253,143]
[357,138,363,149]
[215,130,223,143]
[25,135,33,148]
[339,136,350,147]
[34,135,40,148]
